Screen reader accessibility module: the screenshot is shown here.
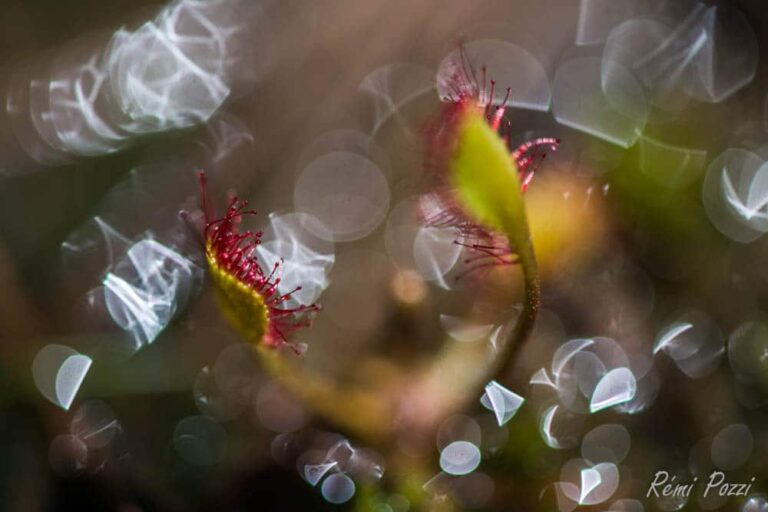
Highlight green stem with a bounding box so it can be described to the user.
[492,224,540,383]
[390,223,540,437]
[255,345,393,444]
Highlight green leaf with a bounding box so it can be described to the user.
[449,108,529,248]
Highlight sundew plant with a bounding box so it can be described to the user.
[2,0,768,511]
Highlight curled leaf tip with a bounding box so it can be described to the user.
[198,172,319,352]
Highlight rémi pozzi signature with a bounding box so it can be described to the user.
[647,471,756,498]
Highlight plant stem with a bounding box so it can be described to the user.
[491,225,540,383]
[254,345,393,444]
[390,222,540,436]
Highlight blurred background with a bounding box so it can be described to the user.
[2,0,768,510]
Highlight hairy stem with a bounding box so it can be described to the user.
[391,223,540,438]
[492,223,540,383]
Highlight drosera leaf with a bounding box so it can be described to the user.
[449,107,528,248]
